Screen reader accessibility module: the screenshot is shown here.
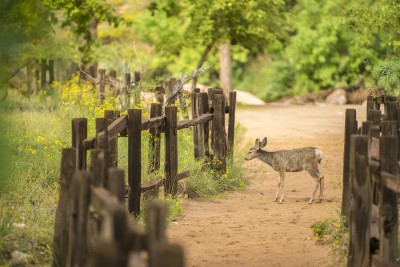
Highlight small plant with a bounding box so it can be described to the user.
[311,210,349,261]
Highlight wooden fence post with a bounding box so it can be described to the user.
[381,121,397,136]
[53,148,76,267]
[360,121,372,135]
[104,110,120,167]
[90,149,105,187]
[385,101,400,160]
[88,65,97,79]
[213,93,227,173]
[208,88,215,151]
[40,58,47,89]
[66,171,91,267]
[367,96,379,115]
[385,101,399,121]
[98,69,106,103]
[196,91,205,158]
[49,59,55,85]
[367,110,381,128]
[26,61,34,94]
[147,202,167,267]
[378,135,399,262]
[191,89,200,159]
[125,73,131,106]
[227,91,237,156]
[347,135,371,267]
[69,62,79,80]
[155,85,165,104]
[342,109,358,224]
[149,103,162,174]
[165,106,178,196]
[134,71,141,105]
[109,69,116,78]
[108,168,126,203]
[368,106,382,206]
[72,118,88,170]
[34,59,40,90]
[200,92,210,158]
[128,109,142,216]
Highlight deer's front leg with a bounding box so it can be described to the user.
[274,176,280,202]
[278,171,285,204]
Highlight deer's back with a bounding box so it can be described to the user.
[269,147,321,172]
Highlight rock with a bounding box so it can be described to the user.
[325,89,347,105]
[236,90,265,106]
[10,251,34,266]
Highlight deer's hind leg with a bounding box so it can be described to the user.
[317,169,324,202]
[306,167,322,204]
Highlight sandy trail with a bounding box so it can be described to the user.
[167,103,366,267]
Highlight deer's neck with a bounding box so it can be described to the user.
[257,150,275,167]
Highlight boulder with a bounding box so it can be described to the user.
[325,89,347,105]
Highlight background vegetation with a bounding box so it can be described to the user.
[3,0,400,101]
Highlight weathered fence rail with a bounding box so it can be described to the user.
[343,95,400,267]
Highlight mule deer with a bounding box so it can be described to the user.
[245,137,324,204]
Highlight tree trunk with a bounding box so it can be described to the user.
[192,41,215,91]
[219,42,233,96]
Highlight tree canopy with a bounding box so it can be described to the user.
[3,0,400,100]
[136,0,286,84]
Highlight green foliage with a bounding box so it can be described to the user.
[311,210,348,261]
[345,0,400,54]
[134,0,286,83]
[0,0,52,88]
[238,0,400,100]
[237,56,295,101]
[43,0,124,63]
[371,59,400,96]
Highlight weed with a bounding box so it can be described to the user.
[311,209,348,262]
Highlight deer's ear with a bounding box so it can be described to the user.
[260,137,268,148]
[254,138,260,148]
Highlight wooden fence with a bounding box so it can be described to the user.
[22,59,153,101]
[53,147,184,267]
[75,89,236,216]
[342,95,400,267]
[53,87,236,266]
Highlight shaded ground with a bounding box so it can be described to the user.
[167,103,366,267]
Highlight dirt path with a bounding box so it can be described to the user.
[167,103,366,267]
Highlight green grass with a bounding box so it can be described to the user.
[0,83,247,265]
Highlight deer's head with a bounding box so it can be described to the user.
[245,137,267,160]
